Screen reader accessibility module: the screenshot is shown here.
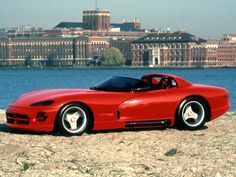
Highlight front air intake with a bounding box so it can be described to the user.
[6,113,30,125]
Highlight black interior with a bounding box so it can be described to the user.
[90,76,176,92]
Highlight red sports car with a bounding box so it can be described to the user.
[6,74,230,136]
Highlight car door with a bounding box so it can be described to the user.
[118,87,179,122]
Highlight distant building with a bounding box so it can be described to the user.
[0,37,74,66]
[7,25,44,38]
[55,22,84,29]
[0,36,110,67]
[83,9,110,31]
[195,40,236,67]
[83,30,152,40]
[0,28,8,38]
[80,36,110,59]
[131,32,236,67]
[204,43,218,67]
[217,41,236,66]
[131,32,206,67]
[223,34,236,43]
[55,20,142,32]
[54,9,141,32]
[110,38,133,65]
[44,28,83,38]
[2,7,236,68]
[110,18,141,32]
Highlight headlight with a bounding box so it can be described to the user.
[31,100,55,106]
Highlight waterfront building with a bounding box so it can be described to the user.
[131,31,206,67]
[131,32,236,67]
[217,41,236,67]
[81,36,110,59]
[191,42,219,67]
[110,38,133,65]
[198,40,236,67]
[1,6,236,68]
[0,37,74,66]
[0,36,110,67]
[204,43,219,67]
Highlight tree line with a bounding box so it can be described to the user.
[24,47,125,67]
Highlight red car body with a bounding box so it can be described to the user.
[6,74,231,133]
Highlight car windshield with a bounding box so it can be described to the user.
[91,76,147,92]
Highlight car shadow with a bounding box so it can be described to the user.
[174,125,208,131]
[0,123,53,136]
[89,127,168,135]
[0,123,208,136]
[89,125,208,135]
[0,123,170,136]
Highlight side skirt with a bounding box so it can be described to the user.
[125,120,171,128]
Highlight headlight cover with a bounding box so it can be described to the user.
[31,100,55,106]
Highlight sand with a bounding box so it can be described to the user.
[0,110,235,177]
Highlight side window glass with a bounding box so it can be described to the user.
[171,79,177,87]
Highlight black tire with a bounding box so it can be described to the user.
[176,97,209,130]
[57,103,91,136]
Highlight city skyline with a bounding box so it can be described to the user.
[0,0,235,39]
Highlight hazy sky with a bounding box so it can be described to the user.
[0,0,235,39]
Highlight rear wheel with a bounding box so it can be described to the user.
[57,103,91,136]
[177,97,208,130]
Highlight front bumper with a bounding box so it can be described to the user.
[6,106,58,132]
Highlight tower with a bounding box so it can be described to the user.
[83,9,110,31]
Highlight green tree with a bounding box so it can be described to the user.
[101,47,125,66]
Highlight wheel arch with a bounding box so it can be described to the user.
[54,101,94,131]
[175,95,211,123]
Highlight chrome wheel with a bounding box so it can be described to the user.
[177,97,208,130]
[58,104,90,135]
[182,101,205,127]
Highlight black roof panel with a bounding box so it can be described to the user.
[132,32,206,44]
[54,22,84,29]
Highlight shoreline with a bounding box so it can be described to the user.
[0,66,236,70]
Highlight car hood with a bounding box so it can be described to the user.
[10,89,94,108]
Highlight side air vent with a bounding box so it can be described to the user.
[117,109,120,119]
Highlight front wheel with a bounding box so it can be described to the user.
[57,104,91,136]
[176,97,209,130]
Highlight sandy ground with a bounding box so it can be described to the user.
[0,110,235,177]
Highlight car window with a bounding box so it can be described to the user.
[91,76,147,92]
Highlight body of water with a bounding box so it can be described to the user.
[0,68,235,111]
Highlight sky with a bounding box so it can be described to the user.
[0,0,235,39]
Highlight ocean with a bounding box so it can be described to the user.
[0,67,235,111]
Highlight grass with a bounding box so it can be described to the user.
[78,167,94,175]
[21,162,34,171]
[164,148,177,157]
